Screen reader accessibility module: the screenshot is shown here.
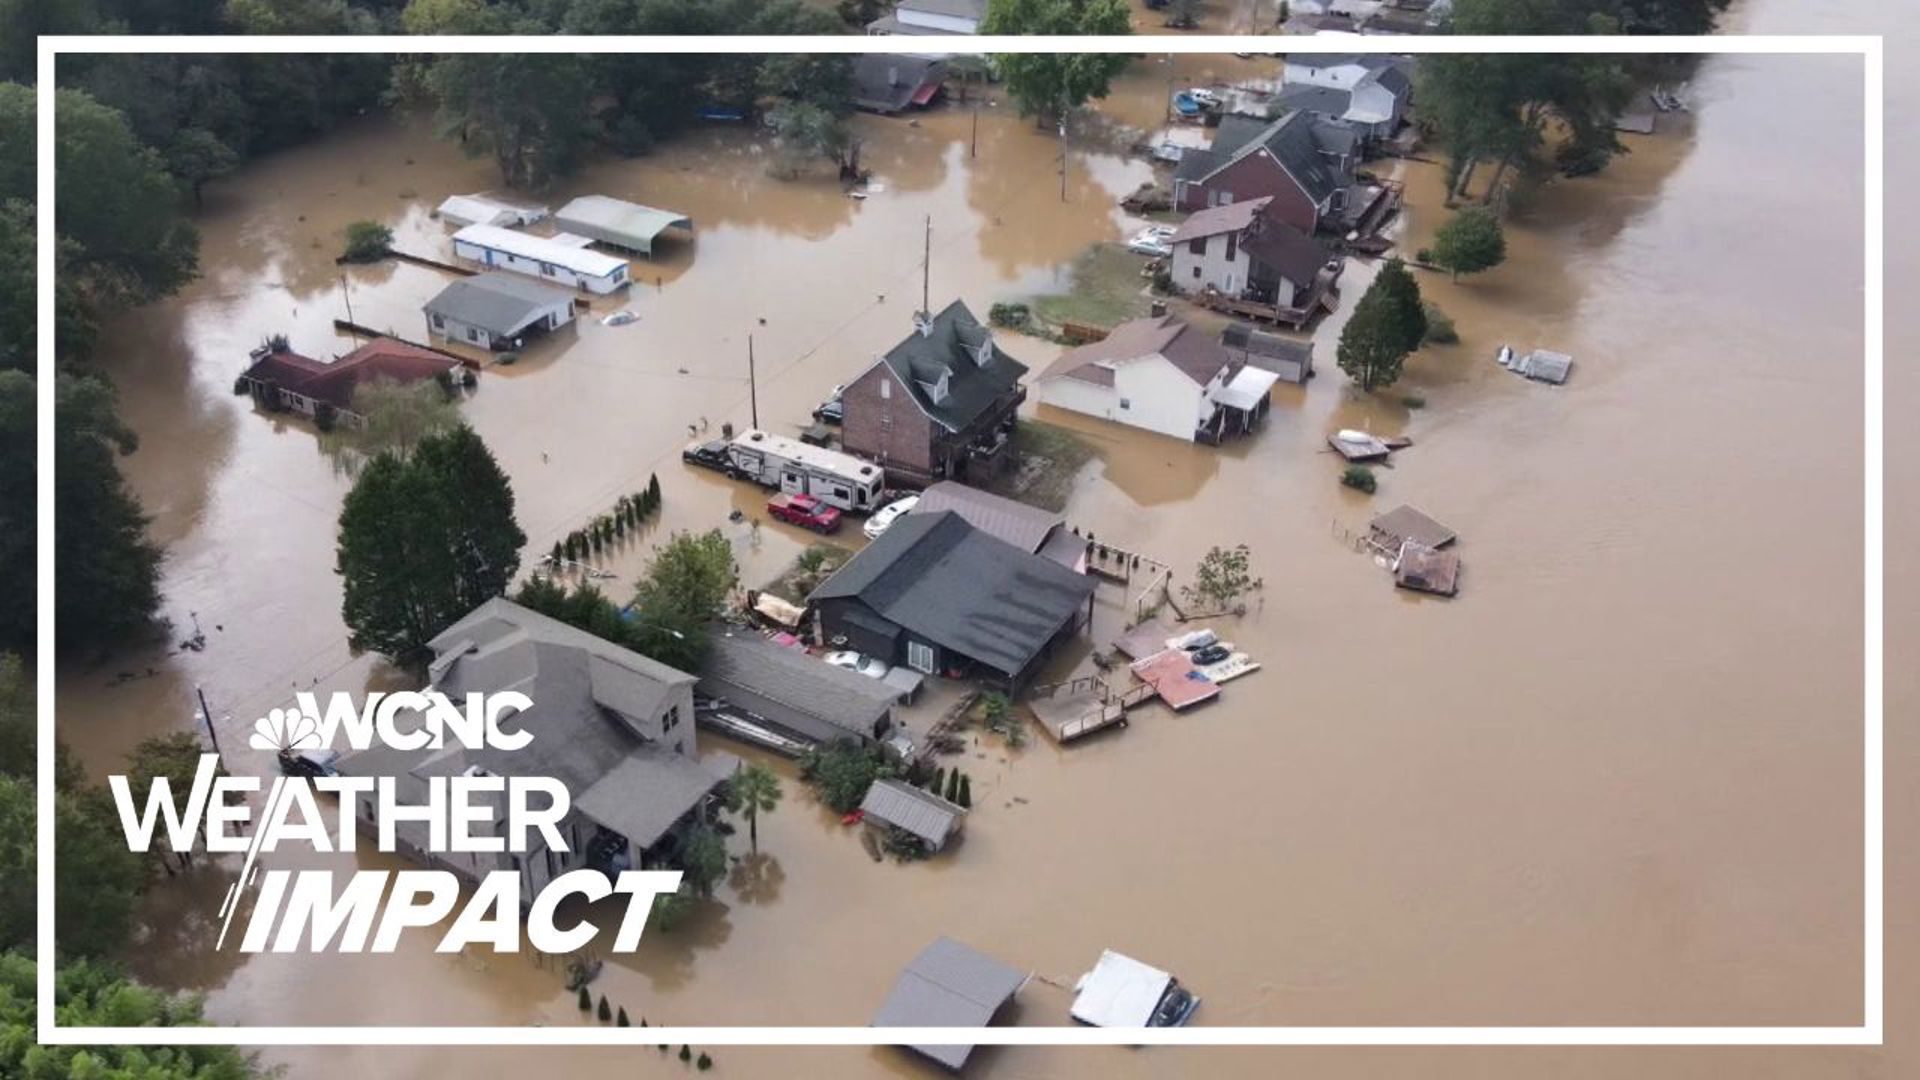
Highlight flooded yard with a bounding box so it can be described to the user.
[55,47,1868,1080]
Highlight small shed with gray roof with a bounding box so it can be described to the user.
[554,195,693,256]
[424,271,578,352]
[696,629,899,749]
[872,937,1028,1071]
[859,778,965,852]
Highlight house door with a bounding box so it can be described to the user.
[780,469,807,495]
[906,640,936,675]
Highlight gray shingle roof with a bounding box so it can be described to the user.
[851,54,947,113]
[1272,84,1355,121]
[874,301,1027,434]
[424,272,574,338]
[573,747,727,850]
[696,630,895,744]
[811,511,1095,679]
[859,778,963,847]
[908,481,1061,554]
[871,937,1026,1070]
[1242,220,1330,286]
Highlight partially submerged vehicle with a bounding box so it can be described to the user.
[767,492,842,533]
[726,429,885,513]
[1071,950,1200,1029]
[681,437,732,472]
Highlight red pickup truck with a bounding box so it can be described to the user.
[767,493,842,533]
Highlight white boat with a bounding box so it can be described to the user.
[1495,344,1514,368]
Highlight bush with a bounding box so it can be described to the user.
[597,995,611,1022]
[679,1046,693,1063]
[577,985,591,1011]
[341,220,392,263]
[1401,394,1427,409]
[1341,465,1378,494]
[957,774,972,808]
[617,1007,630,1026]
[989,301,1030,328]
[1421,302,1457,345]
[799,739,895,814]
[697,1052,713,1071]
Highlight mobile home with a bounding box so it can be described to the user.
[726,429,885,512]
[450,224,631,295]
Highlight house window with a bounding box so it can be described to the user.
[540,262,555,276]
[1225,233,1237,261]
[1192,266,1202,279]
[1119,397,1132,410]
[1189,237,1207,256]
[880,379,890,400]
[907,640,936,674]
[431,314,444,328]
[664,705,680,732]
[1219,191,1235,205]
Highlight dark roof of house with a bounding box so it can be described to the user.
[869,300,1028,435]
[1169,196,1276,243]
[696,629,895,744]
[871,937,1026,1070]
[1243,220,1330,286]
[240,337,463,413]
[1223,323,1315,379]
[908,481,1061,554]
[1041,314,1231,390]
[810,511,1095,679]
[1272,84,1354,121]
[1367,59,1415,96]
[337,599,719,851]
[1179,111,1347,205]
[860,778,963,847]
[897,0,986,18]
[851,54,947,113]
[424,272,575,337]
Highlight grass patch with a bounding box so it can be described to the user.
[762,543,846,605]
[983,419,1098,513]
[1027,243,1155,334]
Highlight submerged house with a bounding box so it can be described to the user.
[839,300,1028,486]
[851,54,949,114]
[335,599,733,904]
[553,195,693,257]
[872,937,1028,1071]
[1170,110,1358,229]
[1036,313,1280,444]
[451,224,631,294]
[1168,196,1334,316]
[237,336,464,428]
[424,271,578,352]
[809,510,1096,689]
[866,0,986,36]
[695,628,901,750]
[908,481,1088,572]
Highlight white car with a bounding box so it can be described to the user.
[1127,225,1177,258]
[825,651,891,680]
[863,495,920,540]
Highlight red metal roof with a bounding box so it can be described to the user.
[242,337,462,413]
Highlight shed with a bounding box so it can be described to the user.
[1508,348,1573,384]
[872,937,1027,1071]
[1222,323,1315,384]
[859,779,965,852]
[1367,505,1456,551]
[1393,543,1460,596]
[424,271,577,352]
[434,193,547,228]
[696,629,898,748]
[554,195,693,256]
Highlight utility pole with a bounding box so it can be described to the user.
[970,105,979,159]
[748,335,759,429]
[921,215,931,316]
[340,274,358,342]
[195,685,225,768]
[1058,120,1069,203]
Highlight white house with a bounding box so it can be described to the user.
[867,0,985,36]
[1037,313,1277,444]
[1169,197,1332,313]
[451,224,631,295]
[1279,53,1414,138]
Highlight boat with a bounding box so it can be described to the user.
[1495,344,1513,367]
[1172,92,1205,119]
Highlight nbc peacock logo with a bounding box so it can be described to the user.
[248,706,323,752]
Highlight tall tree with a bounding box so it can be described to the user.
[984,0,1132,127]
[419,50,595,191]
[56,373,165,654]
[1336,259,1426,393]
[337,425,524,665]
[628,529,736,670]
[1430,206,1508,280]
[0,374,33,655]
[724,762,783,854]
[320,375,461,477]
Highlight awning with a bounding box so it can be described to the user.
[910,81,941,106]
[1210,365,1281,411]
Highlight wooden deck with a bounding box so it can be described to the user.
[1029,692,1128,743]
[1129,650,1220,711]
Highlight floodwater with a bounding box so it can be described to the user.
[54,44,1883,1080]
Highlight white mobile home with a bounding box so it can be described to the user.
[726,429,885,512]
[450,224,631,295]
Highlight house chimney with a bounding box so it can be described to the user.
[913,310,933,337]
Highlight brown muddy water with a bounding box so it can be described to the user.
[57,46,1880,1080]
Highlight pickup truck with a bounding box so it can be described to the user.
[767,493,842,533]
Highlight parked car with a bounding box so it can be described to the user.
[768,492,842,533]
[1127,225,1177,258]
[813,384,845,425]
[862,494,920,540]
[825,650,891,680]
[681,438,732,473]
[278,747,340,778]
[1191,643,1232,666]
